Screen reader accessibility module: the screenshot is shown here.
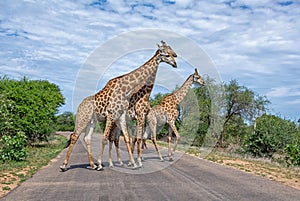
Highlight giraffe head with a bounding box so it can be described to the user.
[193,68,205,86]
[157,41,177,68]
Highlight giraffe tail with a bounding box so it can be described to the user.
[64,132,75,148]
[142,140,147,149]
[65,137,72,148]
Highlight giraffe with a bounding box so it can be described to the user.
[108,83,153,168]
[59,41,177,171]
[96,41,177,170]
[142,68,205,161]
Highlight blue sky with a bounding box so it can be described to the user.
[0,0,299,120]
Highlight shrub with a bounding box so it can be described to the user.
[0,76,64,143]
[243,114,296,157]
[0,132,28,161]
[0,96,15,136]
[285,144,300,166]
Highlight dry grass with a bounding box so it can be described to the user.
[206,151,300,190]
[0,134,67,198]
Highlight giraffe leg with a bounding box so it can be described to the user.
[114,133,123,166]
[60,97,94,171]
[127,136,137,166]
[131,137,137,154]
[108,139,114,168]
[141,124,150,161]
[119,113,138,169]
[136,138,143,167]
[60,132,79,171]
[136,115,146,168]
[169,122,181,160]
[167,126,173,161]
[84,118,97,170]
[140,139,146,161]
[152,137,164,162]
[108,125,115,168]
[97,115,114,171]
[149,118,164,161]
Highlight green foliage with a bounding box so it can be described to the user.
[243,114,296,157]
[0,96,15,136]
[150,92,167,107]
[0,132,27,161]
[222,116,249,146]
[285,144,300,166]
[184,85,211,147]
[0,76,65,144]
[56,111,75,131]
[218,79,269,147]
[149,93,169,139]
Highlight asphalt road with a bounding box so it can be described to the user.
[2,133,300,201]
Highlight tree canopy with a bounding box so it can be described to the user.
[0,76,64,143]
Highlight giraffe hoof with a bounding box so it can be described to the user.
[97,166,104,171]
[169,157,174,161]
[132,165,139,170]
[91,165,98,170]
[60,165,67,172]
[109,164,114,168]
[137,162,143,168]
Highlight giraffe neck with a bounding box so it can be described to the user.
[173,74,193,103]
[122,50,161,95]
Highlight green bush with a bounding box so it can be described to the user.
[243,114,296,157]
[0,76,64,143]
[285,144,300,166]
[56,111,75,131]
[0,95,15,136]
[0,132,28,161]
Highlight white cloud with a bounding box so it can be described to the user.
[0,0,299,119]
[267,86,300,98]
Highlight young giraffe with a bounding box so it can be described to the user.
[142,68,205,161]
[59,41,177,171]
[108,83,153,168]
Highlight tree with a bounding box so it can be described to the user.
[149,92,167,107]
[56,111,75,131]
[0,76,65,143]
[217,80,269,147]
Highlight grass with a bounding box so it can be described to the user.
[0,134,67,198]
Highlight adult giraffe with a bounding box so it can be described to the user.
[60,41,177,171]
[142,68,205,161]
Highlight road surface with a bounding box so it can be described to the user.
[2,133,300,201]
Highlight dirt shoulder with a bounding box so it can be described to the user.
[0,133,69,198]
[205,152,300,190]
